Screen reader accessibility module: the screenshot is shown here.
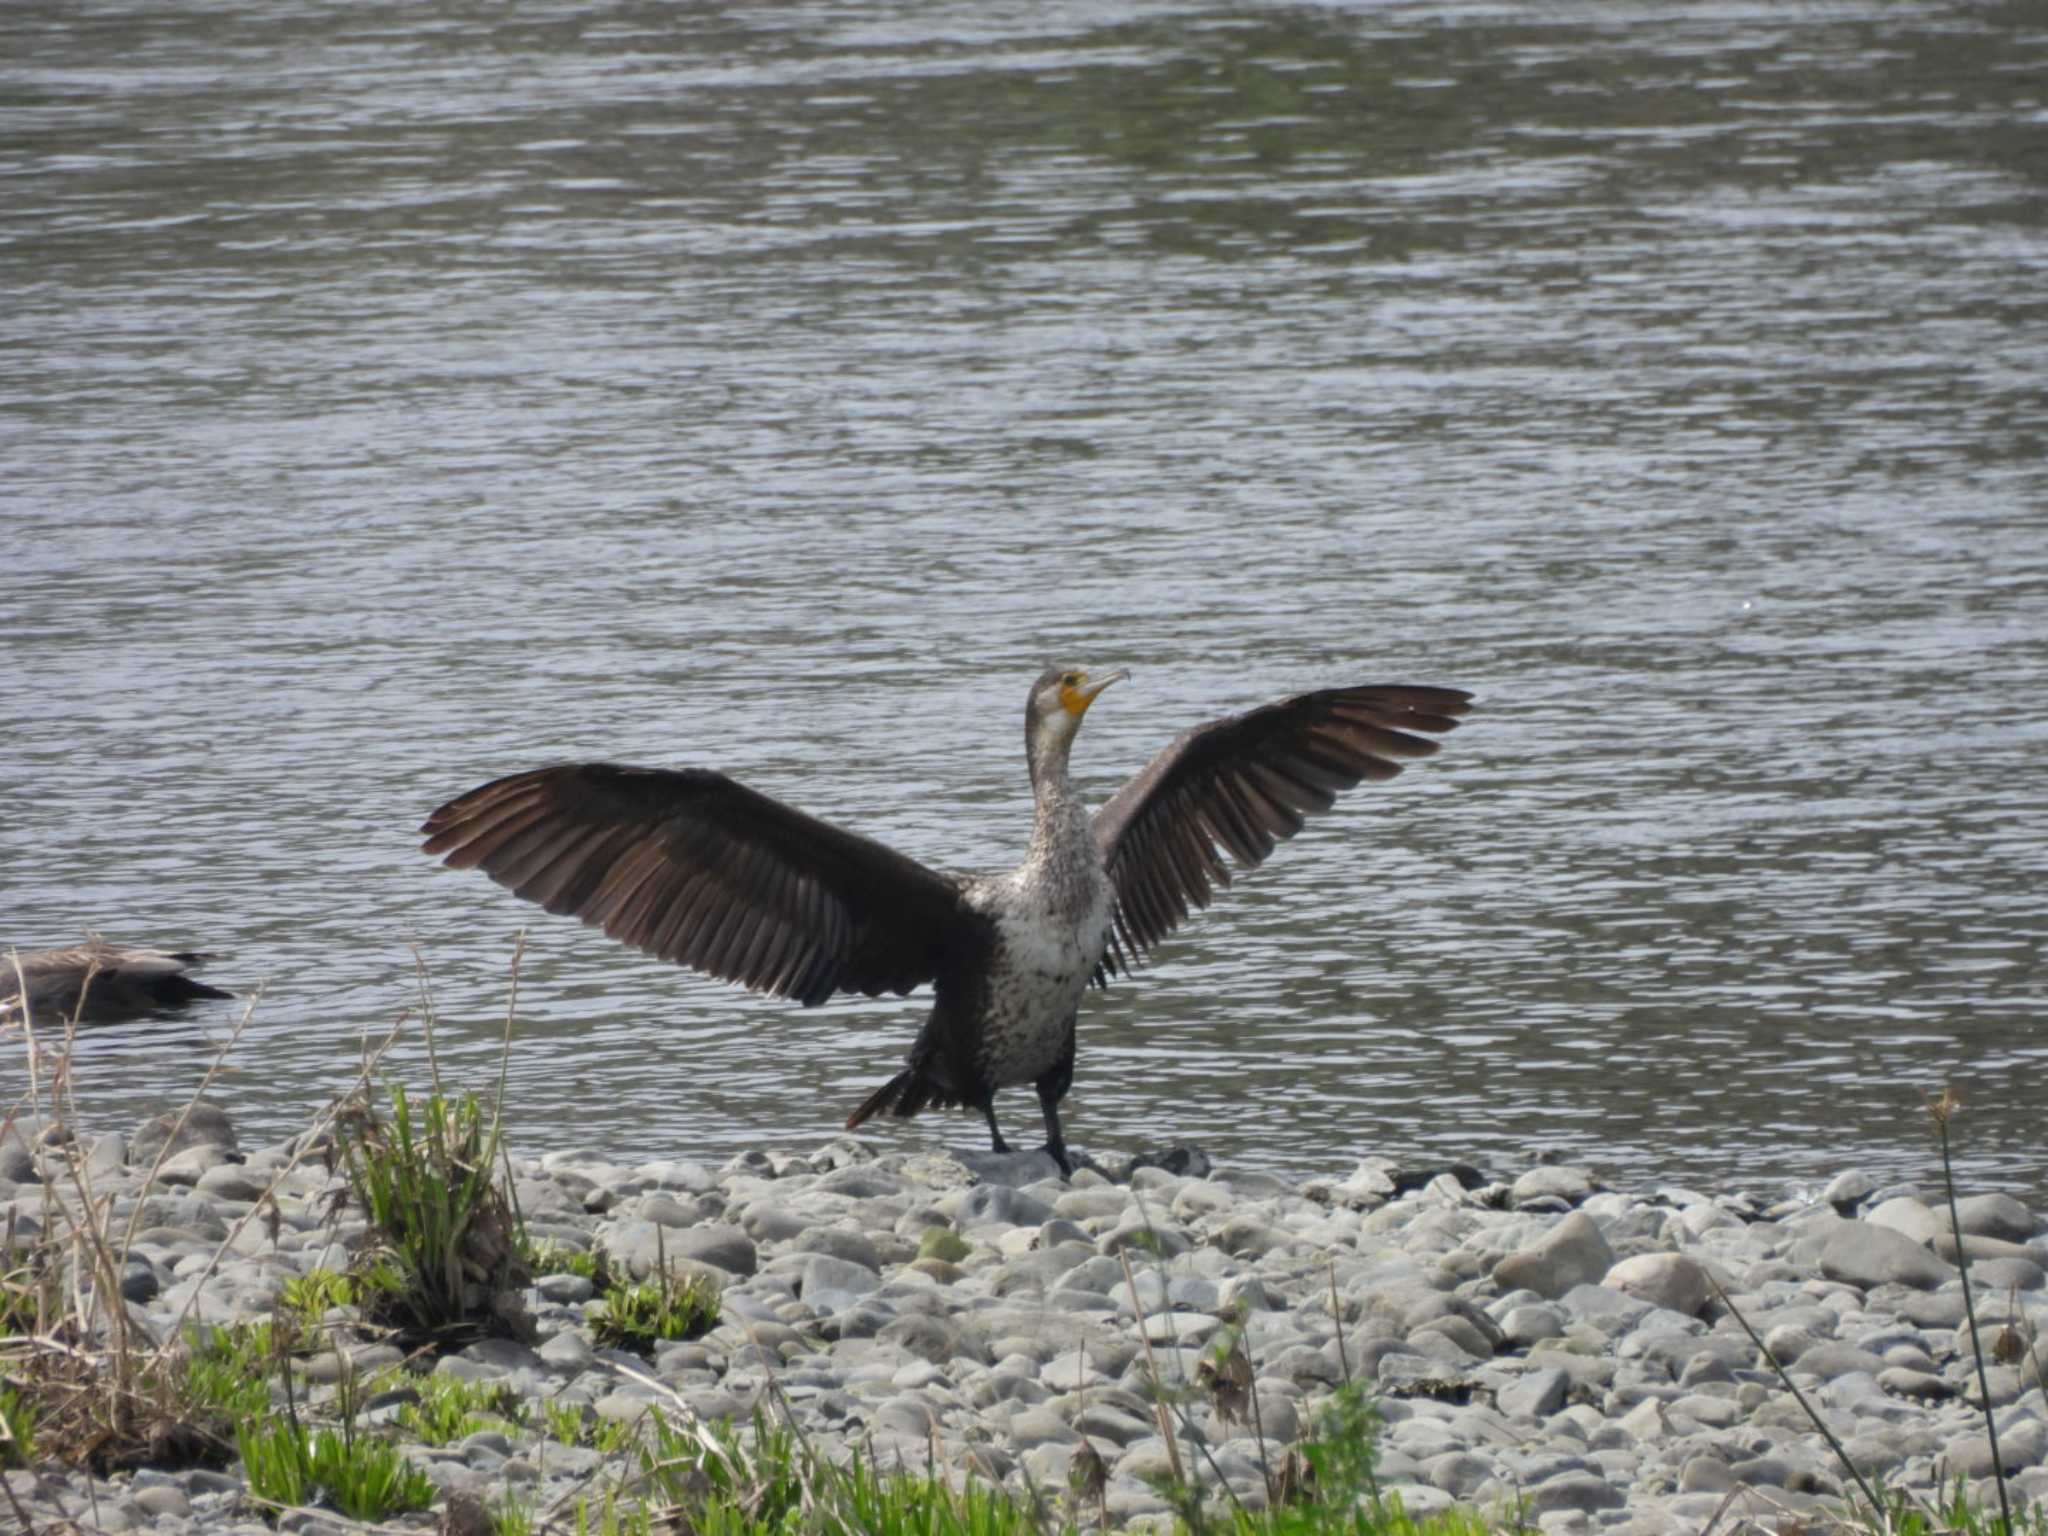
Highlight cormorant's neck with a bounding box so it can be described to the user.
[1026,726,1085,860]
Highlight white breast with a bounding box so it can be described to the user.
[967,873,1111,1088]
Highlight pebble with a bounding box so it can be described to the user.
[5,1103,2046,1534]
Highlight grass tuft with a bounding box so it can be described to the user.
[591,1261,721,1357]
[237,1415,436,1522]
[397,1373,528,1445]
[333,1079,532,1347]
[1,1383,37,1466]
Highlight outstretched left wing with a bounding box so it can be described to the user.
[1090,685,1472,975]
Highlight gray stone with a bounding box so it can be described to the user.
[536,1272,594,1304]
[633,1192,708,1227]
[1423,1451,1493,1496]
[1170,1180,1237,1222]
[1409,1313,1495,1360]
[0,1120,44,1185]
[1212,1216,1291,1258]
[940,1182,1055,1228]
[1763,1324,1824,1365]
[1824,1170,1878,1210]
[131,1484,191,1518]
[880,1313,986,1366]
[1245,1389,1300,1444]
[84,1133,128,1177]
[633,1158,716,1193]
[1894,1288,1970,1328]
[1499,1367,1572,1420]
[1074,1404,1154,1446]
[1877,1366,1955,1401]
[738,1202,812,1242]
[871,1395,941,1436]
[1005,1407,1078,1448]
[801,1254,882,1300]
[1603,1252,1711,1317]
[1053,1188,1130,1222]
[1947,1418,2048,1478]
[1967,1256,2047,1292]
[992,1247,1085,1298]
[538,1331,593,1369]
[1140,1312,1219,1347]
[1950,1193,2040,1242]
[952,1148,1065,1187]
[1679,1202,1743,1237]
[1933,1231,2037,1263]
[1787,1341,1887,1379]
[1525,1471,1625,1513]
[132,1099,238,1162]
[1820,1222,1957,1291]
[194,1163,269,1202]
[600,1218,755,1279]
[1499,1303,1568,1348]
[1556,1282,1653,1335]
[1511,1166,1599,1207]
[1865,1196,1944,1246]
[1096,1213,1192,1258]
[153,1143,234,1186]
[1493,1213,1616,1300]
[793,1226,883,1271]
[1678,1453,1733,1493]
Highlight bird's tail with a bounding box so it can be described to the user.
[845,1067,948,1129]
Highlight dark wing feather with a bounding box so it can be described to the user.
[420,764,976,1005]
[1092,685,1472,974]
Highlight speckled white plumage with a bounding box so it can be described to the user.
[961,860,1112,1088]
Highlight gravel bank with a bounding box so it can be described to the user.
[4,1104,2045,1534]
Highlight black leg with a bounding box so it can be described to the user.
[1034,1015,1078,1177]
[1036,1087,1073,1177]
[981,1099,1010,1154]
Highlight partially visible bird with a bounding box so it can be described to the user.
[420,667,1471,1172]
[2,937,233,1025]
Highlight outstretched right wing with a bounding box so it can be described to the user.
[421,763,980,1006]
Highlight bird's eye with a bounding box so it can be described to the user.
[1062,672,1081,687]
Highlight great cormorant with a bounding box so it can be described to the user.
[420,667,1470,1172]
[2,938,232,1025]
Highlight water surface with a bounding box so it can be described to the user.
[5,0,2045,1199]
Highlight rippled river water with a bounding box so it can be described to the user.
[4,1,2045,1198]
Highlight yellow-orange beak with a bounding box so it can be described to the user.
[1060,668,1129,719]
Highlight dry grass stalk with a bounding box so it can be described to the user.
[0,971,416,1475]
[1117,1241,1186,1489]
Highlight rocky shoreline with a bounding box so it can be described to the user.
[3,1103,2045,1535]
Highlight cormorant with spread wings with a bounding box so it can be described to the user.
[420,668,1471,1173]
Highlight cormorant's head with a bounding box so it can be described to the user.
[1025,664,1128,775]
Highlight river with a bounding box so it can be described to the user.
[4,0,2044,1199]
